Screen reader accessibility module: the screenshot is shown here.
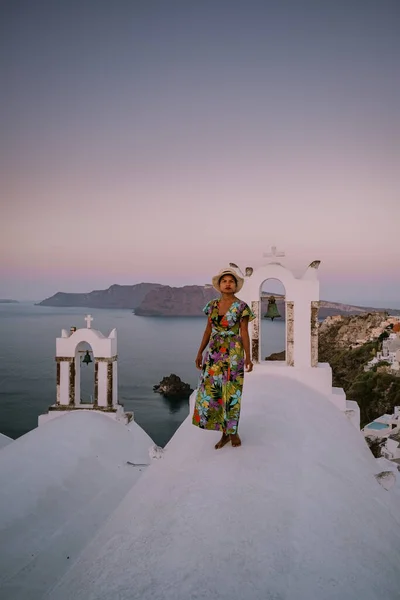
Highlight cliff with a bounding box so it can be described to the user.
[38,283,161,309]
[318,312,389,348]
[134,285,216,316]
[38,283,400,318]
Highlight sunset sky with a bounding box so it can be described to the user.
[1,0,399,307]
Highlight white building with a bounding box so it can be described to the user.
[382,432,400,463]
[1,258,400,599]
[365,333,400,373]
[369,407,400,462]
[362,407,400,441]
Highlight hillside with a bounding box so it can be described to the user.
[318,314,400,427]
[267,313,400,428]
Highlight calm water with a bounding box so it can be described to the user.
[0,303,285,446]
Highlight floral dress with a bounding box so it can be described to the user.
[192,298,255,434]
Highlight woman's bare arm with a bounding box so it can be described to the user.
[195,319,212,369]
[240,317,253,371]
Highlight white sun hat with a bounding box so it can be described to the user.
[211,268,244,293]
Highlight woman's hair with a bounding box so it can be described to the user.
[218,273,237,286]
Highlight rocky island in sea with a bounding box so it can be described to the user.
[38,283,399,318]
[0,299,19,303]
[153,374,193,399]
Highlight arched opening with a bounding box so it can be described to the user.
[75,341,95,405]
[260,278,286,362]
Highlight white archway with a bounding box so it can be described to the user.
[76,341,95,405]
[260,278,286,362]
[240,262,320,368]
[55,319,119,411]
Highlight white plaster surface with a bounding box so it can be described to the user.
[113,359,118,404]
[56,327,116,358]
[47,374,400,600]
[0,432,12,450]
[59,360,70,406]
[252,361,333,396]
[0,411,154,600]
[249,362,357,420]
[375,458,400,498]
[38,408,129,427]
[345,400,361,430]
[98,360,111,407]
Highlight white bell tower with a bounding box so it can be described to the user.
[240,251,321,369]
[39,316,130,426]
[237,250,360,427]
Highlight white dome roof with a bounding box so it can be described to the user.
[0,432,12,451]
[0,411,154,598]
[47,375,400,600]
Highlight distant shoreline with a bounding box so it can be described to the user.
[37,282,400,318]
[0,299,19,304]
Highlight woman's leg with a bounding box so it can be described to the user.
[215,430,230,449]
[230,432,241,447]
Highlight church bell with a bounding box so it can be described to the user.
[82,350,92,366]
[264,296,281,321]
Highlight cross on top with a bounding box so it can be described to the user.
[85,314,93,328]
[263,245,286,261]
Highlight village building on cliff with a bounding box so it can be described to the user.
[0,254,400,600]
[364,330,400,373]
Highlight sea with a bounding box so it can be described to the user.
[0,303,286,447]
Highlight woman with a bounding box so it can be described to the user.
[193,268,255,449]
